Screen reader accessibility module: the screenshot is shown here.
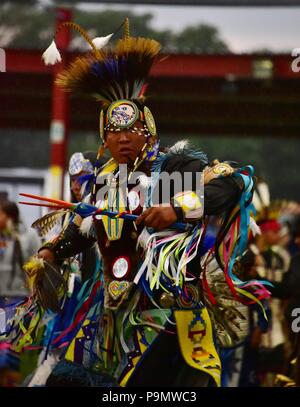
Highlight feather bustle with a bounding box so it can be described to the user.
[23,256,66,313]
[31,209,68,236]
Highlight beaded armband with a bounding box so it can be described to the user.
[203,161,234,184]
[172,190,203,221]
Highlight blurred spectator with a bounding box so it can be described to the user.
[222,247,270,387]
[67,151,103,283]
[255,219,282,253]
[27,151,105,387]
[238,247,271,387]
[0,200,41,386]
[69,151,97,203]
[252,214,300,386]
[0,200,41,300]
[269,215,300,334]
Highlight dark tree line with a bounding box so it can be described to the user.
[0,1,230,53]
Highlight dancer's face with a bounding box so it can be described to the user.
[104,121,146,164]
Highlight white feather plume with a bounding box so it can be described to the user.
[169,140,189,154]
[80,182,89,200]
[79,198,102,236]
[92,33,113,49]
[137,175,151,189]
[42,40,62,65]
[28,352,60,387]
[249,216,261,236]
[80,216,94,237]
[257,181,270,208]
[252,191,262,211]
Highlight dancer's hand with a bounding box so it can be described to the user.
[136,205,177,230]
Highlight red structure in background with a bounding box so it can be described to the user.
[5,49,298,78]
[1,43,300,175]
[3,50,300,137]
[48,8,72,199]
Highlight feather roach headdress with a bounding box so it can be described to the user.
[56,36,160,109]
[42,18,161,203]
[56,33,160,144]
[42,18,160,141]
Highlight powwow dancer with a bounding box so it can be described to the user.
[0,19,272,387]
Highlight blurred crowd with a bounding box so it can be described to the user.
[0,199,41,386]
[221,196,300,387]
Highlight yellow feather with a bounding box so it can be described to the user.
[23,256,45,291]
[124,17,130,40]
[55,55,96,89]
[60,21,102,59]
[115,37,161,57]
